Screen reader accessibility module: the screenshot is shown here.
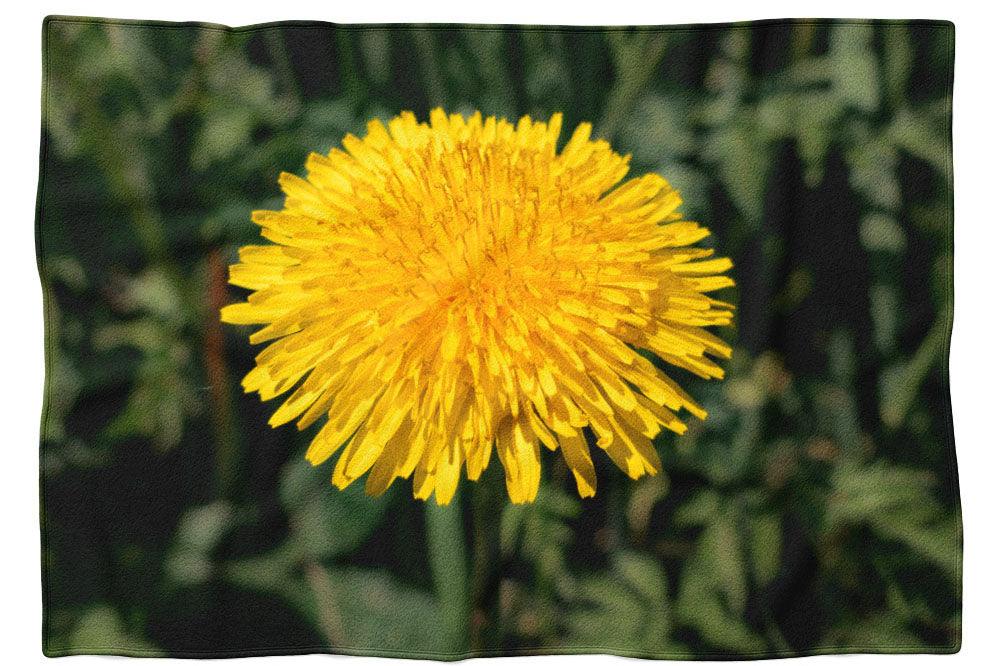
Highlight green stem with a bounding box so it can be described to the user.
[425,491,470,653]
[470,478,501,649]
[881,310,951,429]
[265,31,300,100]
[413,31,448,109]
[596,32,670,141]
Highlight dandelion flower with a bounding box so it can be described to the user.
[222,109,734,504]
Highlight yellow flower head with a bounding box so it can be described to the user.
[222,109,734,505]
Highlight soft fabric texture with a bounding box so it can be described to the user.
[38,16,959,659]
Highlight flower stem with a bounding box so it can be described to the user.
[303,561,347,647]
[425,491,470,652]
[204,250,239,496]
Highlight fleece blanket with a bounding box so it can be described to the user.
[37,16,959,658]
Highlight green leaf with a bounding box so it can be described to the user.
[824,611,920,649]
[756,91,843,186]
[886,107,952,177]
[565,551,672,653]
[879,311,951,430]
[884,25,914,107]
[165,501,234,585]
[828,461,958,573]
[828,25,881,113]
[279,459,392,559]
[860,213,906,253]
[326,567,451,653]
[507,486,579,583]
[847,139,902,211]
[870,284,901,353]
[749,513,782,584]
[675,499,766,652]
[191,107,256,170]
[673,489,719,527]
[703,113,769,223]
[224,542,300,596]
[69,605,161,655]
[620,93,696,163]
[223,544,317,625]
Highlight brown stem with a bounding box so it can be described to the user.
[303,561,347,646]
[205,249,239,495]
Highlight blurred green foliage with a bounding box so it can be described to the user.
[38,18,958,657]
